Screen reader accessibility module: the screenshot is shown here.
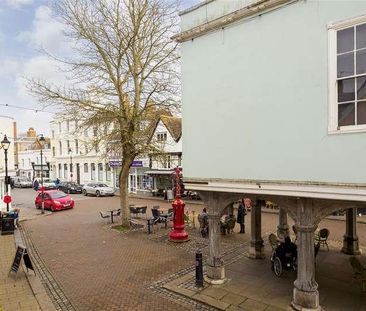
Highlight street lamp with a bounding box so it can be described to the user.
[37,135,46,214]
[1,135,11,212]
[68,148,73,182]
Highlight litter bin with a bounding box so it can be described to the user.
[1,216,14,235]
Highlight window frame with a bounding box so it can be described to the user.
[328,14,366,134]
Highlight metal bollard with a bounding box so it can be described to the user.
[195,250,203,287]
[147,219,153,234]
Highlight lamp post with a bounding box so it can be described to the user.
[1,135,11,212]
[38,135,46,214]
[68,148,73,182]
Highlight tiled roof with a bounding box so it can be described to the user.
[160,116,182,142]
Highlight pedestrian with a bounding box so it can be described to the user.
[10,178,15,189]
[198,208,209,237]
[237,199,247,234]
[33,179,39,191]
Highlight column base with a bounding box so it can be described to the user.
[342,235,361,255]
[291,288,321,311]
[206,265,226,284]
[249,240,265,259]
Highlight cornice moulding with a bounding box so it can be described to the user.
[174,0,298,43]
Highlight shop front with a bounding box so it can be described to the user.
[109,159,151,194]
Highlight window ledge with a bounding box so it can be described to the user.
[328,126,366,135]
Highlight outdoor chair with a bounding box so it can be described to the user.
[349,256,366,292]
[315,228,330,251]
[139,206,147,219]
[99,211,111,223]
[269,233,280,251]
[129,219,145,232]
[129,206,139,218]
[151,208,167,228]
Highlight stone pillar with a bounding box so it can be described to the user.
[291,198,320,311]
[292,224,320,311]
[277,208,289,240]
[342,208,361,255]
[249,200,264,259]
[206,214,225,284]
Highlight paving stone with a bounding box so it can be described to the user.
[193,293,231,310]
[264,305,287,311]
[201,286,229,300]
[239,298,268,311]
[221,292,247,306]
[0,235,40,311]
[226,306,245,311]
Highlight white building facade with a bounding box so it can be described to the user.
[146,116,182,191]
[50,119,114,187]
[49,115,182,195]
[16,128,51,180]
[0,116,16,210]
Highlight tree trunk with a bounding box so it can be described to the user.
[119,160,132,227]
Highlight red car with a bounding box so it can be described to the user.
[35,190,75,211]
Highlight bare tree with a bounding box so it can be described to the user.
[28,0,180,227]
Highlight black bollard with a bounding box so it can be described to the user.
[147,219,153,234]
[195,250,203,287]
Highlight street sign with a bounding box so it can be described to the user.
[3,195,12,204]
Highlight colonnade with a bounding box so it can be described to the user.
[200,192,362,310]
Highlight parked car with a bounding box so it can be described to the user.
[13,177,33,188]
[82,183,115,197]
[57,181,83,194]
[35,190,74,211]
[38,178,57,190]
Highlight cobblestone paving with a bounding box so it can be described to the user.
[15,189,366,311]
[21,196,216,311]
[20,227,76,311]
[0,234,40,311]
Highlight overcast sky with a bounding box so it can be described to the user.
[0,0,200,136]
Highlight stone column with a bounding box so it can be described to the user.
[277,208,289,240]
[291,198,320,311]
[206,214,225,284]
[249,201,264,259]
[292,224,320,311]
[342,208,361,255]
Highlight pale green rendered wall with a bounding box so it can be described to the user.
[182,0,366,184]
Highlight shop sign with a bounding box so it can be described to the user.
[131,161,143,167]
[109,160,122,168]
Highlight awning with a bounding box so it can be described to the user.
[145,170,174,175]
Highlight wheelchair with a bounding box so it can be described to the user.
[270,244,297,277]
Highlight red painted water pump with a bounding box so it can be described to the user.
[169,167,189,242]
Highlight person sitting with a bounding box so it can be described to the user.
[220,214,235,235]
[276,236,297,267]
